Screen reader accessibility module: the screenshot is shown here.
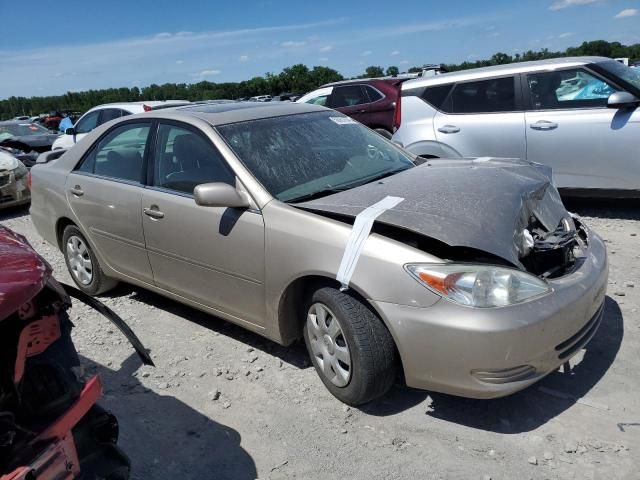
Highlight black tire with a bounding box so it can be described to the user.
[303,287,397,406]
[374,128,393,139]
[62,225,117,295]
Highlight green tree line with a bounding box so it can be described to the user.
[2,40,638,120]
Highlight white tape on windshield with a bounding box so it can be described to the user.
[336,196,404,291]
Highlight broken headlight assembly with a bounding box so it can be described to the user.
[13,161,28,180]
[406,264,551,308]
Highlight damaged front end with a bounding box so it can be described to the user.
[297,158,591,282]
[0,226,152,480]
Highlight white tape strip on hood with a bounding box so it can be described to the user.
[336,195,404,291]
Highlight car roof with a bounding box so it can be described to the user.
[402,56,612,89]
[0,120,40,126]
[323,77,406,88]
[145,101,328,126]
[87,100,190,113]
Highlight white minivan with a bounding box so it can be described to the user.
[52,100,190,150]
[392,56,640,197]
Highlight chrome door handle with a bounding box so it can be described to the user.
[143,207,164,219]
[438,125,460,134]
[530,121,558,131]
[70,185,84,196]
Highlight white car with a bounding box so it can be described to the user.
[52,100,190,150]
[392,56,640,197]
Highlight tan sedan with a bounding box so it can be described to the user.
[30,103,608,405]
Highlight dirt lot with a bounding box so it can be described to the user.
[1,199,639,480]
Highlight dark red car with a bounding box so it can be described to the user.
[296,78,407,138]
[0,225,151,480]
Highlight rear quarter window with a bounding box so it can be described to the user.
[421,84,453,110]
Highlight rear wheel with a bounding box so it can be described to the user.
[303,287,397,405]
[62,225,117,295]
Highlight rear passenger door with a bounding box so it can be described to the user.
[432,75,526,159]
[66,121,154,283]
[328,85,371,125]
[140,122,266,328]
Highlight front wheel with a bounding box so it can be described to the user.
[303,287,397,405]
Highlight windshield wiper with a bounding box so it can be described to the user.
[349,168,409,188]
[286,186,349,203]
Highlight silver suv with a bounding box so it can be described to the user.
[392,56,640,197]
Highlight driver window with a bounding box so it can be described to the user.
[527,68,619,110]
[154,124,235,195]
[75,110,100,134]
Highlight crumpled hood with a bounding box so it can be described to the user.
[0,225,51,322]
[297,158,569,269]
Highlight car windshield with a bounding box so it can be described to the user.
[597,60,640,93]
[217,111,416,202]
[0,123,49,141]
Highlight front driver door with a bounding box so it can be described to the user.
[141,122,266,329]
[524,67,640,191]
[66,121,154,283]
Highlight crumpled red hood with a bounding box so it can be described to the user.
[0,225,51,322]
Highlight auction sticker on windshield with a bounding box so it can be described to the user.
[329,116,357,125]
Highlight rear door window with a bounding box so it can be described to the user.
[364,86,384,102]
[153,123,235,195]
[421,84,453,110]
[526,68,619,110]
[445,77,516,113]
[329,85,368,108]
[76,122,150,183]
[98,108,122,125]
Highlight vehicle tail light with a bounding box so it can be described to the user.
[27,171,32,190]
[143,104,152,112]
[393,92,401,132]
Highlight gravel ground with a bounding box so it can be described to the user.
[1,199,639,480]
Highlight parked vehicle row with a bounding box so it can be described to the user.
[30,102,608,405]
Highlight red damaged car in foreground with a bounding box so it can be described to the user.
[0,225,152,479]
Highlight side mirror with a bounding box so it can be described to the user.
[194,182,250,208]
[607,91,640,109]
[65,127,76,135]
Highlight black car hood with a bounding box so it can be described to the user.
[297,158,568,269]
[1,134,59,152]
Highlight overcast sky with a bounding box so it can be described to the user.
[0,0,638,98]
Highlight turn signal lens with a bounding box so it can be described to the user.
[406,264,551,308]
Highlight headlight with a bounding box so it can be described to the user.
[406,264,551,308]
[14,162,28,180]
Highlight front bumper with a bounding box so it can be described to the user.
[0,171,30,209]
[373,232,609,399]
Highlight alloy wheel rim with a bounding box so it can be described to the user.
[307,302,352,387]
[66,235,93,285]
